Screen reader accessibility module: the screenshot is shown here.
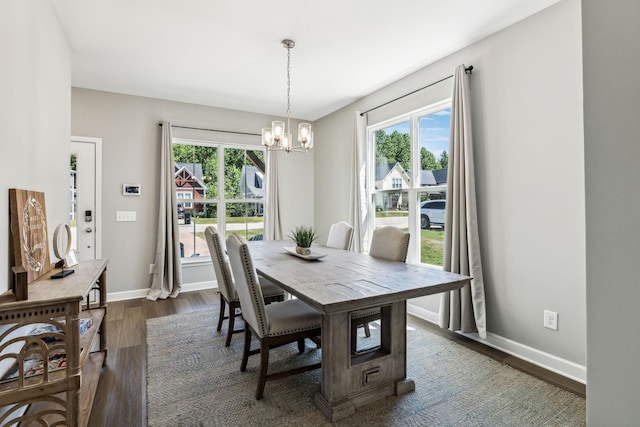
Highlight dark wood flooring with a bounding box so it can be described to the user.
[87,289,585,426]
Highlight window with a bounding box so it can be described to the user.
[369,101,451,266]
[177,191,192,208]
[173,140,265,261]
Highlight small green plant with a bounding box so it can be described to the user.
[288,225,318,248]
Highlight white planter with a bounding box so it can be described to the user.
[295,246,311,255]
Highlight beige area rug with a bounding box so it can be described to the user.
[146,310,585,427]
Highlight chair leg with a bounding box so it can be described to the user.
[256,339,270,400]
[351,322,358,354]
[225,301,237,347]
[364,322,371,337]
[216,295,226,332]
[241,328,252,372]
[297,338,305,353]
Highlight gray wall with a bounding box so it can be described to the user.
[71,89,314,296]
[0,1,71,291]
[314,0,586,378]
[583,0,640,424]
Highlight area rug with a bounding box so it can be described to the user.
[146,310,585,427]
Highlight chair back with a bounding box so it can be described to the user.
[326,221,354,250]
[226,234,268,338]
[205,226,235,302]
[369,226,410,262]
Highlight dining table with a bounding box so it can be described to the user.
[247,239,471,422]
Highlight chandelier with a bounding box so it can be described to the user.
[261,39,313,153]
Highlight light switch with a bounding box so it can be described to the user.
[116,211,136,222]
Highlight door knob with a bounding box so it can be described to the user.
[85,227,93,233]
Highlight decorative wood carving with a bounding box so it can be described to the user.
[9,189,51,284]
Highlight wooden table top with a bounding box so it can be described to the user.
[247,240,470,315]
[0,259,108,309]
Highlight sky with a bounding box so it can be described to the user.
[383,108,451,160]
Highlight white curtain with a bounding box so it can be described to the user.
[147,121,182,300]
[438,65,487,339]
[350,111,369,253]
[264,150,282,240]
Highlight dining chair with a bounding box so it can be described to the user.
[351,226,410,353]
[226,233,322,400]
[325,221,354,250]
[205,226,285,347]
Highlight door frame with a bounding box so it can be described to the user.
[71,136,103,259]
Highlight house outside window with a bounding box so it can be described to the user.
[173,139,265,261]
[369,100,451,266]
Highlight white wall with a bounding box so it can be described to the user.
[314,0,586,379]
[583,0,640,424]
[71,89,314,296]
[0,1,71,291]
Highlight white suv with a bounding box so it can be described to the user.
[420,200,445,229]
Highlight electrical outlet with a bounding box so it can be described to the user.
[544,310,558,330]
[149,264,155,274]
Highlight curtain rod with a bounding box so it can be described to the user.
[360,65,473,116]
[158,122,261,137]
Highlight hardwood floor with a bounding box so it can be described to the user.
[87,289,585,426]
[87,289,218,426]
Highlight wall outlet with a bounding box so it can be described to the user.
[544,310,558,330]
[149,264,155,274]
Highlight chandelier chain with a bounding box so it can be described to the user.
[286,45,291,130]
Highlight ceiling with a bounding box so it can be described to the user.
[52,0,560,121]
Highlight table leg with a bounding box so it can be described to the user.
[314,301,415,422]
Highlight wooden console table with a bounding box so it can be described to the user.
[0,259,108,427]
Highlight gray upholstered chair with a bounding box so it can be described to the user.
[326,221,354,250]
[351,226,410,353]
[205,226,285,347]
[225,233,322,400]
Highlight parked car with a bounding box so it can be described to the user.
[420,200,445,229]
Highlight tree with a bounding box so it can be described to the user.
[438,151,449,169]
[375,130,410,171]
[420,148,439,170]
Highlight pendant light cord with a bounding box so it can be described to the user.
[286,44,291,134]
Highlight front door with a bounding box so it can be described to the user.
[70,137,102,262]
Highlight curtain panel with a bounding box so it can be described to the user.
[264,150,282,240]
[438,65,487,339]
[350,111,369,253]
[147,121,182,300]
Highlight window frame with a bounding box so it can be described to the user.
[172,137,267,265]
[366,99,451,266]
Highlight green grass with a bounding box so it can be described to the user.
[196,228,264,241]
[187,216,263,225]
[420,229,444,266]
[375,211,409,218]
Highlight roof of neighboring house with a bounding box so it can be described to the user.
[375,162,411,183]
[432,168,448,184]
[175,162,206,189]
[240,166,264,198]
[375,162,397,182]
[420,168,448,186]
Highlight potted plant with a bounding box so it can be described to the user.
[289,225,318,255]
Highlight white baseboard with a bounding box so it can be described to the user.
[407,303,586,384]
[107,281,216,302]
